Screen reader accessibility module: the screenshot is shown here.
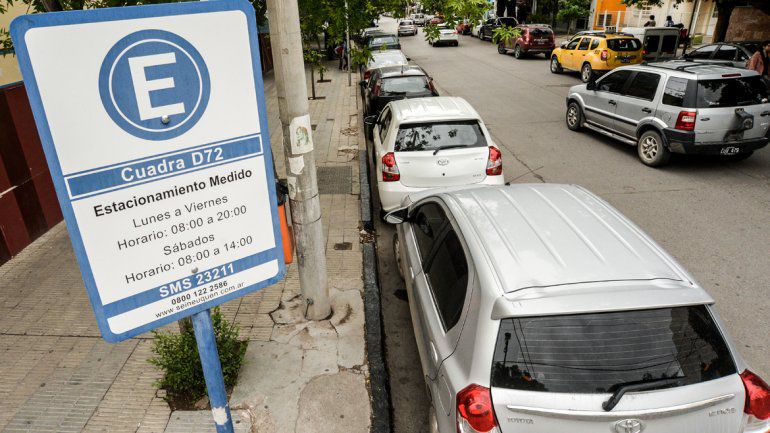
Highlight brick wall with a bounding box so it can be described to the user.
[0,83,62,264]
[726,6,770,42]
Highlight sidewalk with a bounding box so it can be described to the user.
[0,64,371,433]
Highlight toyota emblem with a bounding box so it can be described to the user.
[437,158,450,166]
[613,419,643,433]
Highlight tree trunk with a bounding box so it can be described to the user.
[712,2,734,43]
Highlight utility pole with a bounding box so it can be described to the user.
[345,0,352,86]
[266,0,330,320]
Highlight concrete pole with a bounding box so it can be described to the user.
[266,0,330,320]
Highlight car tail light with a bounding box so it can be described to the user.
[372,79,382,96]
[643,49,649,56]
[486,146,502,176]
[675,111,697,131]
[524,31,530,42]
[741,370,770,432]
[457,384,499,433]
[364,70,372,81]
[381,152,400,182]
[600,50,608,61]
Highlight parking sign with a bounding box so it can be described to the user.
[11,0,284,342]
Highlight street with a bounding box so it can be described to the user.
[371,16,770,433]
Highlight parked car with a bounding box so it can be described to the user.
[497,24,555,58]
[470,19,483,38]
[411,13,427,26]
[361,50,409,83]
[429,15,445,25]
[478,16,519,42]
[367,32,401,50]
[387,182,770,433]
[551,31,643,82]
[455,19,472,35]
[362,65,439,116]
[682,41,764,68]
[429,24,459,47]
[398,20,418,36]
[622,26,680,61]
[565,62,770,166]
[363,97,504,213]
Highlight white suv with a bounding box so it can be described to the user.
[364,97,504,213]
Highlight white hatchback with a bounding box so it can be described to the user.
[365,97,504,213]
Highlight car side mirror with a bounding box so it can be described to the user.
[586,80,596,91]
[406,57,411,61]
[364,115,377,126]
[359,80,367,89]
[560,43,567,49]
[364,115,377,140]
[384,208,408,224]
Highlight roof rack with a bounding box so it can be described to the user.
[645,60,740,73]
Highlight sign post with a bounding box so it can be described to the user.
[11,0,282,430]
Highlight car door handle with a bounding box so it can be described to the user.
[700,117,710,121]
[608,100,617,106]
[641,107,652,113]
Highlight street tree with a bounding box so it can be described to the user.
[557,0,590,34]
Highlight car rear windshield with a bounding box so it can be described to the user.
[607,38,642,51]
[401,20,414,25]
[381,76,430,95]
[529,27,552,37]
[370,36,398,46]
[499,17,518,27]
[395,121,486,152]
[491,306,737,394]
[696,76,770,108]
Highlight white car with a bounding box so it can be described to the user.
[471,19,483,37]
[362,50,408,82]
[365,97,504,213]
[431,24,459,46]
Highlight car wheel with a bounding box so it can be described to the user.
[637,130,671,167]
[550,56,563,73]
[566,101,583,131]
[514,44,523,59]
[497,43,506,54]
[393,233,404,281]
[581,63,594,83]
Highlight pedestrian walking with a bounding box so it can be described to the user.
[644,15,657,27]
[665,15,675,27]
[337,39,348,71]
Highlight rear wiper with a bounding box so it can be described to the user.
[432,144,468,155]
[602,377,684,411]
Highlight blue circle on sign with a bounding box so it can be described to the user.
[99,30,210,140]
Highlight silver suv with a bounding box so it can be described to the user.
[387,184,770,433]
[565,61,770,166]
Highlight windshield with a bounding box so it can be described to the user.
[499,17,518,27]
[370,36,398,47]
[607,38,642,51]
[370,55,406,68]
[696,76,770,108]
[395,121,486,152]
[400,20,414,25]
[381,76,430,95]
[490,306,736,394]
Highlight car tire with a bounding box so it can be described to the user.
[566,101,583,131]
[550,56,563,73]
[497,43,506,54]
[393,233,404,281]
[454,41,459,47]
[514,44,523,59]
[581,63,595,83]
[637,130,671,167]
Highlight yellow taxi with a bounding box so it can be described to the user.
[550,31,644,82]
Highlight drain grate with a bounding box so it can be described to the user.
[317,166,352,194]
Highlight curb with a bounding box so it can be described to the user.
[360,146,392,433]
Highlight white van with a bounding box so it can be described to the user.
[621,26,680,61]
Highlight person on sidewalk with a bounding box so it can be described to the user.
[337,39,348,71]
[665,16,675,27]
[644,15,657,27]
[747,41,770,82]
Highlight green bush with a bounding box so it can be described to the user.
[149,308,247,403]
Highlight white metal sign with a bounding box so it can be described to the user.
[11,0,284,342]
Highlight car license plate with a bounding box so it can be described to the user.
[620,58,631,63]
[535,39,547,43]
[720,146,740,155]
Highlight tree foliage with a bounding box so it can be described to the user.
[492,25,521,45]
[556,0,590,24]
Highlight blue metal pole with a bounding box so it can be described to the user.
[192,309,235,433]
